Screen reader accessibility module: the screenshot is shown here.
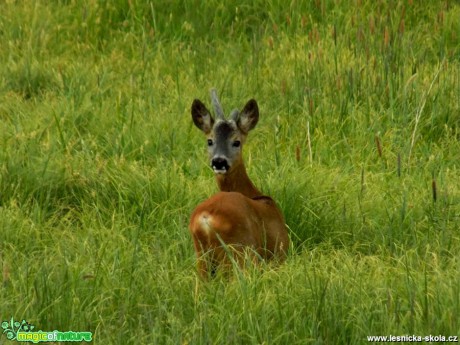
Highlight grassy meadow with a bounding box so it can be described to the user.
[1,0,459,343]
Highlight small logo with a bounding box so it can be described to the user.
[1,317,92,343]
[2,318,34,341]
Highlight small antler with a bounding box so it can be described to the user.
[210,88,225,120]
[229,109,239,122]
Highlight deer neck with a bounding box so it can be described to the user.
[215,161,262,198]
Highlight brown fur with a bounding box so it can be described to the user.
[190,192,288,277]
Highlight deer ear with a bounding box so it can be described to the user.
[237,99,259,133]
[191,99,214,134]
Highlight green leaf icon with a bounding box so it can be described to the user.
[6,331,14,340]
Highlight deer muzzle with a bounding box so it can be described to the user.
[211,157,229,174]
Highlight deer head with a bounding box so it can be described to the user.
[191,89,259,175]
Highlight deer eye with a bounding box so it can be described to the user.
[232,140,241,148]
[207,139,213,146]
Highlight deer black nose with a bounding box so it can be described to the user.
[211,157,229,172]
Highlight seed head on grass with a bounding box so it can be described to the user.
[384,26,390,48]
[432,178,437,203]
[374,134,382,158]
[399,18,405,35]
[369,16,375,35]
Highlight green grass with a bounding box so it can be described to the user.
[1,1,459,344]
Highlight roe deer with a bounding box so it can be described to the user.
[189,89,289,278]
